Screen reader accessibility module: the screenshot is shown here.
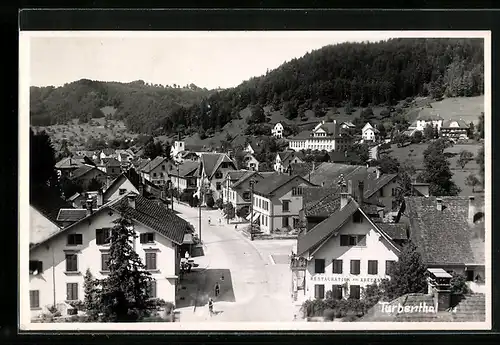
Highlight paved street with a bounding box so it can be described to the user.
[172,201,300,322]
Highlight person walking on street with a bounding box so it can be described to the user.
[208,217,211,226]
[214,281,220,297]
[208,298,214,317]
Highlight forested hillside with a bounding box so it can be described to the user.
[31,38,484,136]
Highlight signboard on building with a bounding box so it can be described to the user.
[311,275,388,284]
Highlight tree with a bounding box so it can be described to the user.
[345,143,369,165]
[380,241,428,301]
[83,269,101,321]
[411,130,423,144]
[143,138,164,160]
[223,202,235,224]
[423,124,435,140]
[96,204,157,322]
[206,195,215,208]
[236,206,249,220]
[30,129,58,189]
[449,272,471,295]
[376,123,387,139]
[234,150,246,170]
[418,139,461,196]
[88,178,103,191]
[215,198,224,210]
[247,104,266,125]
[457,150,474,169]
[465,173,480,193]
[60,176,83,199]
[282,101,298,120]
[476,112,484,139]
[476,145,485,184]
[313,103,325,117]
[375,156,400,174]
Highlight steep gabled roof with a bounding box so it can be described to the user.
[403,196,485,265]
[102,157,121,167]
[200,153,235,178]
[30,184,73,225]
[317,122,337,136]
[56,209,87,222]
[103,174,137,201]
[442,119,470,128]
[289,130,311,140]
[377,223,409,241]
[364,173,398,198]
[141,156,167,173]
[55,157,83,169]
[231,170,261,189]
[70,164,100,179]
[417,108,444,121]
[169,161,200,178]
[305,163,367,188]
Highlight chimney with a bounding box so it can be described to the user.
[347,179,354,196]
[378,209,385,221]
[340,192,349,209]
[97,188,103,207]
[427,268,452,312]
[138,183,144,196]
[468,196,476,225]
[376,167,381,179]
[357,180,364,204]
[127,194,137,209]
[436,198,443,211]
[85,198,93,216]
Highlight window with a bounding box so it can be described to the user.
[67,234,83,246]
[293,218,300,229]
[466,270,474,282]
[65,254,78,272]
[350,285,361,299]
[353,211,363,223]
[385,260,396,275]
[30,290,40,309]
[216,182,222,190]
[153,173,157,177]
[314,259,325,273]
[119,188,126,195]
[368,260,378,275]
[140,233,155,244]
[66,283,78,301]
[215,171,223,179]
[162,165,165,170]
[96,228,111,245]
[391,188,397,197]
[145,252,157,270]
[147,280,157,298]
[350,260,361,275]
[340,235,349,246]
[292,186,303,196]
[332,259,343,274]
[258,199,262,208]
[341,235,365,246]
[101,253,110,271]
[282,200,290,212]
[29,260,43,274]
[314,284,325,299]
[282,216,289,228]
[332,285,343,300]
[379,188,384,197]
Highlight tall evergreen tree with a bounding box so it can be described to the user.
[30,129,58,189]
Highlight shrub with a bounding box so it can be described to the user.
[323,308,336,321]
[206,195,215,208]
[215,198,224,210]
[450,272,471,295]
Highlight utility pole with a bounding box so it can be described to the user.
[177,162,180,202]
[198,181,206,243]
[249,177,255,241]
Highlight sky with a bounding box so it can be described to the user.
[28,31,403,89]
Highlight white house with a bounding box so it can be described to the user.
[410,109,444,132]
[196,153,238,202]
[102,174,140,203]
[244,153,260,171]
[139,156,173,187]
[171,141,186,160]
[274,151,304,173]
[361,123,379,142]
[288,120,350,152]
[272,122,285,139]
[29,192,190,319]
[293,192,400,303]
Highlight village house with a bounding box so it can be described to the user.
[55,157,85,178]
[274,151,304,173]
[222,170,271,213]
[404,110,444,136]
[116,149,135,163]
[29,192,191,319]
[292,182,402,304]
[196,153,238,203]
[288,120,350,152]
[170,140,211,163]
[271,122,285,139]
[139,156,173,187]
[340,121,356,131]
[400,195,485,293]
[250,174,315,234]
[440,119,470,139]
[102,174,140,203]
[70,164,108,191]
[243,153,260,171]
[96,157,122,178]
[99,148,116,160]
[361,122,379,142]
[168,161,199,195]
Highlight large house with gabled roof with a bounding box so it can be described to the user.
[292,184,402,303]
[29,191,191,319]
[274,151,304,173]
[250,174,315,234]
[168,161,199,194]
[70,164,108,191]
[222,170,274,212]
[139,156,173,187]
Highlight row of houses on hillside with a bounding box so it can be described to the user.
[29,170,198,318]
[402,109,472,139]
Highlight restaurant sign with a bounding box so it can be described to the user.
[310,275,386,284]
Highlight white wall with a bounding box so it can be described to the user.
[303,217,399,300]
[105,179,139,202]
[30,206,61,245]
[29,209,179,318]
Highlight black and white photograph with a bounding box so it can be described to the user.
[19,30,491,330]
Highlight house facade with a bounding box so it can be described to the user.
[103,174,140,203]
[440,119,470,139]
[251,175,315,234]
[244,153,260,171]
[197,153,237,202]
[361,123,379,142]
[288,121,340,152]
[273,152,304,173]
[169,161,199,194]
[272,122,284,139]
[29,193,188,319]
[139,156,172,187]
[223,171,266,212]
[70,165,108,191]
[293,194,400,303]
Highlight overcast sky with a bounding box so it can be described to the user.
[27,31,482,90]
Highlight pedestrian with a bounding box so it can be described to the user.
[184,251,190,260]
[208,217,211,225]
[234,224,237,230]
[214,282,220,297]
[218,218,221,225]
[208,298,214,316]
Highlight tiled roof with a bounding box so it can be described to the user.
[364,173,398,198]
[288,162,314,177]
[103,174,130,201]
[290,130,311,140]
[141,156,167,173]
[133,158,151,171]
[68,192,82,202]
[200,153,234,178]
[278,151,304,163]
[252,174,311,196]
[57,208,87,222]
[55,157,81,169]
[185,144,208,152]
[305,163,367,188]
[403,196,485,265]
[110,193,189,245]
[442,119,470,128]
[102,148,115,156]
[318,122,337,136]
[377,223,409,240]
[297,199,358,255]
[71,164,97,179]
[102,157,121,167]
[231,171,260,189]
[170,161,200,178]
[303,187,341,217]
[30,184,73,225]
[341,121,355,127]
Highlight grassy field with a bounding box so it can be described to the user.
[386,142,483,196]
[405,96,484,124]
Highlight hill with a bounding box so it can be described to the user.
[31,38,484,139]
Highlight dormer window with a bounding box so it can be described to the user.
[215,171,223,179]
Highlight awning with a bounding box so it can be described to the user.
[246,212,261,223]
[183,233,194,245]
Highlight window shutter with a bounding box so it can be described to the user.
[66,283,71,300]
[140,233,146,243]
[37,261,43,272]
[340,235,349,246]
[152,253,157,269]
[76,234,83,245]
[96,229,103,245]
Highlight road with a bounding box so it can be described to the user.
[173,201,299,322]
